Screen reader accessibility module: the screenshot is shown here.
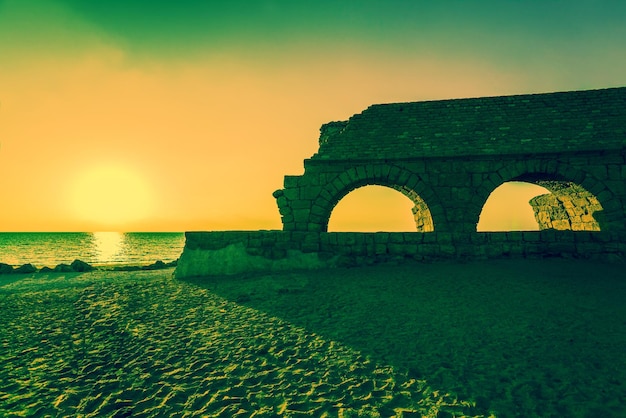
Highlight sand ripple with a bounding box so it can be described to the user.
[1,269,477,417]
[2,259,625,417]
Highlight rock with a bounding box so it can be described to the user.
[15,263,37,274]
[70,259,94,272]
[142,260,167,270]
[0,263,14,275]
[54,263,74,273]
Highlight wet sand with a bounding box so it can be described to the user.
[1,259,624,417]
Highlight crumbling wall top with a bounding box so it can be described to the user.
[313,87,626,160]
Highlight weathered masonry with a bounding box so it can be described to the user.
[274,87,626,233]
[175,87,626,278]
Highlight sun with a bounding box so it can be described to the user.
[69,163,155,230]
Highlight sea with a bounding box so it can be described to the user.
[0,232,186,268]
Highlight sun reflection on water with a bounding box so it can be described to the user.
[92,232,125,264]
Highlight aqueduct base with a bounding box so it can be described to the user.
[174,230,625,278]
[175,87,626,278]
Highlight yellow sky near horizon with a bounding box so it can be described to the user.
[1,1,624,232]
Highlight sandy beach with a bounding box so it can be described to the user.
[1,259,625,417]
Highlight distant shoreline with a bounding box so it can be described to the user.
[0,231,185,272]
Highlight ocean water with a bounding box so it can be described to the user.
[0,232,185,267]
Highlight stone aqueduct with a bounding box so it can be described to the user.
[175,87,626,277]
[274,87,625,234]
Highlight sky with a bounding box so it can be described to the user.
[1,0,625,232]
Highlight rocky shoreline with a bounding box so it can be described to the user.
[0,259,178,275]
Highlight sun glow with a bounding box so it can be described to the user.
[69,163,155,230]
[92,231,124,263]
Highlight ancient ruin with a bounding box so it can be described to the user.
[175,87,626,278]
[274,87,625,233]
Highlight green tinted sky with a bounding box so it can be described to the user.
[1,0,625,231]
[6,0,626,67]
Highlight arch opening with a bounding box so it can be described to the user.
[327,184,434,232]
[477,179,603,232]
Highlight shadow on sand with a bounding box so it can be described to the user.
[180,258,626,417]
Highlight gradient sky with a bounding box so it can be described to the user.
[1,0,625,232]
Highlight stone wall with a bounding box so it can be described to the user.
[314,87,626,160]
[178,88,626,279]
[530,183,603,231]
[275,87,626,234]
[174,230,625,278]
[275,150,626,234]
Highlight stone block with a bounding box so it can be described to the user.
[338,172,352,187]
[439,244,456,255]
[377,164,390,179]
[282,188,299,201]
[356,165,367,179]
[552,219,571,230]
[558,230,577,242]
[388,165,402,181]
[485,243,504,258]
[301,242,319,252]
[546,242,576,254]
[397,168,411,185]
[374,232,390,243]
[374,243,387,255]
[347,167,359,182]
[538,229,557,241]
[307,223,323,231]
[545,159,559,175]
[590,232,612,243]
[248,235,262,248]
[523,243,544,257]
[262,236,276,248]
[488,172,503,186]
[300,186,322,200]
[607,164,621,180]
[291,200,312,210]
[403,232,423,243]
[456,244,476,257]
[389,233,405,243]
[318,188,335,204]
[289,232,307,243]
[470,233,488,243]
[337,233,356,246]
[437,232,453,244]
[309,205,326,218]
[284,175,301,188]
[522,232,541,242]
[575,242,601,256]
[353,233,367,245]
[292,209,311,223]
[387,243,408,255]
[422,233,438,243]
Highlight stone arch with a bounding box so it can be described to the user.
[472,160,616,231]
[309,164,442,232]
[326,184,428,232]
